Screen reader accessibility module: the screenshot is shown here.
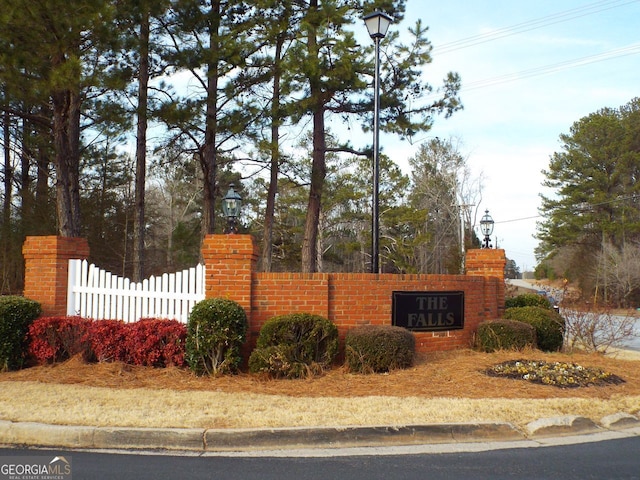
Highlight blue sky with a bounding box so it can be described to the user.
[379,0,640,271]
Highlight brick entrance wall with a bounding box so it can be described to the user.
[201,235,506,353]
[23,234,506,354]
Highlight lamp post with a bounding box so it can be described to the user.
[222,184,242,234]
[363,11,392,274]
[480,209,494,249]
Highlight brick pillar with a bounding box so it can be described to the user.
[465,248,507,280]
[466,248,507,319]
[201,234,258,313]
[22,236,90,316]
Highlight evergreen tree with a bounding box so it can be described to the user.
[118,0,172,281]
[159,0,264,237]
[0,0,125,237]
[538,97,640,303]
[250,0,301,272]
[281,1,461,272]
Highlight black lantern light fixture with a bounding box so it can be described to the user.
[479,209,494,249]
[222,184,242,234]
[363,11,393,274]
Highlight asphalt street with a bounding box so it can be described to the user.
[3,435,640,480]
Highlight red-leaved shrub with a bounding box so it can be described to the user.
[88,319,128,362]
[123,318,187,367]
[27,316,92,364]
[26,316,187,368]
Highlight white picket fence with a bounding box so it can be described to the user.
[66,259,205,323]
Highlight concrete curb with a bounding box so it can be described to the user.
[1,413,638,452]
[525,415,601,438]
[203,423,524,451]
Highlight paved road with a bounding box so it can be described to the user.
[2,436,640,479]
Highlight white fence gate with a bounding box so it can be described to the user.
[67,259,205,323]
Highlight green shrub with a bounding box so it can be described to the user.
[186,298,247,375]
[505,293,552,310]
[248,313,338,378]
[503,306,565,352]
[345,325,415,373]
[0,296,42,371]
[247,344,307,378]
[475,319,537,353]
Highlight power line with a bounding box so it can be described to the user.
[493,194,640,225]
[462,43,640,91]
[495,215,541,224]
[422,1,640,94]
[433,0,639,55]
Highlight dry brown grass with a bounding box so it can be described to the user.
[1,349,639,429]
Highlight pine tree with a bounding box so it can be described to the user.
[0,0,125,237]
[538,97,640,302]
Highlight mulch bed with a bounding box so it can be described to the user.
[1,349,639,399]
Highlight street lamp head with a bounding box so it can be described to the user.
[479,209,494,248]
[363,11,393,39]
[480,210,494,236]
[222,183,242,234]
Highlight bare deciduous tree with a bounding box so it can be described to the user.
[563,306,639,354]
[408,137,482,274]
[595,240,640,307]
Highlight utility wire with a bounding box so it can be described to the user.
[493,194,640,224]
[422,0,640,94]
[462,43,640,91]
[433,0,639,55]
[495,215,541,224]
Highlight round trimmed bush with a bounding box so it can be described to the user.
[186,298,247,375]
[503,306,565,352]
[248,313,338,378]
[345,325,415,373]
[0,296,42,371]
[475,319,537,353]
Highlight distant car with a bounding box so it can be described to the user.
[536,290,560,312]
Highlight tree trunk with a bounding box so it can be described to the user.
[19,114,52,236]
[133,11,150,282]
[201,0,221,236]
[300,0,325,273]
[51,85,82,238]
[34,129,51,234]
[2,108,12,288]
[301,106,326,273]
[261,33,284,272]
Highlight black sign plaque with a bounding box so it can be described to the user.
[392,291,464,332]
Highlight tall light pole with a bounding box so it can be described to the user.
[363,11,392,274]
